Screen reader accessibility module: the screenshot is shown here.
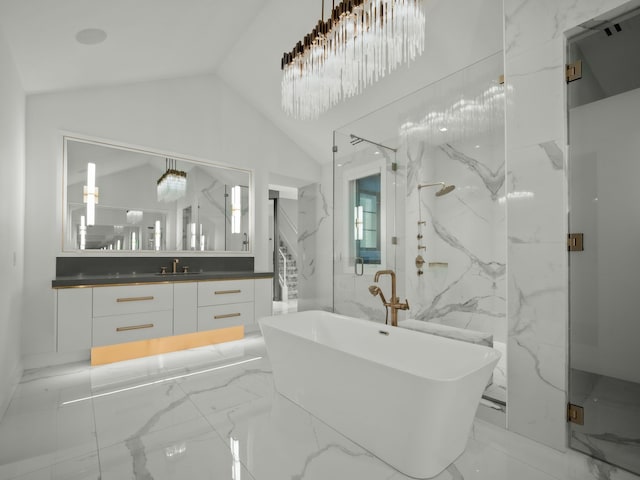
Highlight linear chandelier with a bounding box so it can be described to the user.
[157,158,187,203]
[281,0,425,120]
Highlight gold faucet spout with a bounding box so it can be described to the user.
[371,269,409,327]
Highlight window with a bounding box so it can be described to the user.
[354,174,381,264]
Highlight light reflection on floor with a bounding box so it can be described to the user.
[0,334,636,480]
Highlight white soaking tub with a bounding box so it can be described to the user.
[259,310,500,479]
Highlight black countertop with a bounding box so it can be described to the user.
[52,271,274,288]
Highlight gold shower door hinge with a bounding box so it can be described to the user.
[566,60,583,82]
[567,403,585,425]
[568,233,584,251]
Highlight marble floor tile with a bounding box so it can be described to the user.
[92,380,204,451]
[98,417,255,480]
[0,335,638,480]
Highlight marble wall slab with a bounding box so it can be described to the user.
[297,164,334,312]
[504,0,639,452]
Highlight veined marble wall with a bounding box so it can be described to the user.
[297,164,334,312]
[403,55,506,345]
[329,54,506,347]
[504,0,640,456]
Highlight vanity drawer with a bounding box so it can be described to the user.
[92,310,173,347]
[198,279,254,307]
[197,302,254,331]
[93,284,172,317]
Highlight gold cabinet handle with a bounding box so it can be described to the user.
[116,323,154,332]
[214,313,241,320]
[214,290,241,295]
[116,296,154,303]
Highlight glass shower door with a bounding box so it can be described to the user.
[568,10,640,474]
[332,130,405,322]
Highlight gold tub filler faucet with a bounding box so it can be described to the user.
[368,270,409,327]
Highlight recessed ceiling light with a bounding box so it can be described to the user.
[75,28,107,45]
[439,127,448,132]
[374,150,380,155]
[475,144,481,149]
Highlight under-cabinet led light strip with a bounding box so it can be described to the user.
[61,356,262,406]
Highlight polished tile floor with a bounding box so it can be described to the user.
[0,334,638,480]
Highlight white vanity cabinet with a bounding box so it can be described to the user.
[56,287,92,352]
[254,277,273,324]
[173,282,198,335]
[55,275,272,357]
[197,279,255,331]
[92,284,173,347]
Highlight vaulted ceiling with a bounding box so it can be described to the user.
[0,0,503,166]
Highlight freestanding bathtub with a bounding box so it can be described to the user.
[259,310,500,479]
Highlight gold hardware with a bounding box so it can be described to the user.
[498,74,505,84]
[214,289,242,295]
[83,186,100,203]
[214,312,241,320]
[172,258,180,274]
[568,233,584,251]
[428,262,448,268]
[372,270,410,327]
[418,245,426,250]
[567,403,584,425]
[160,266,167,274]
[391,162,398,171]
[116,296,154,303]
[116,323,154,332]
[415,255,425,268]
[566,60,582,83]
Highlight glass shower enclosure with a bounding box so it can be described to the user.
[567,7,640,475]
[332,52,506,406]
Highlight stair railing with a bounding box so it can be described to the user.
[278,247,289,303]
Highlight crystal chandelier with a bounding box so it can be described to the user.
[281,0,425,120]
[157,158,187,203]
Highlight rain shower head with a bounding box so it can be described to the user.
[436,184,456,197]
[418,182,456,197]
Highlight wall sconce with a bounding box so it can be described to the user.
[190,222,197,250]
[79,215,86,250]
[83,162,99,225]
[231,185,241,234]
[154,220,161,251]
[354,205,364,241]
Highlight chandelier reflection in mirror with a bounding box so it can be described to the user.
[157,158,187,202]
[281,0,425,120]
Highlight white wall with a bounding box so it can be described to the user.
[0,27,25,418]
[23,73,320,366]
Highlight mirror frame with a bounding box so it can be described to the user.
[61,134,253,255]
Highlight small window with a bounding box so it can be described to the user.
[354,174,381,264]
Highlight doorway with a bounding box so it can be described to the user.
[567,6,640,474]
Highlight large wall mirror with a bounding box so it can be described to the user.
[63,136,251,253]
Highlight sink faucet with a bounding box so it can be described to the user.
[370,269,409,327]
[172,258,180,274]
